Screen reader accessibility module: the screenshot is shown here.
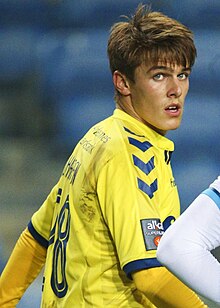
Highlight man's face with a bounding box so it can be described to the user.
[126,62,191,135]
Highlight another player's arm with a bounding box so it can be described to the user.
[157,177,220,304]
[132,267,207,307]
[0,228,47,307]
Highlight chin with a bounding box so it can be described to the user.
[169,126,180,131]
[167,120,182,131]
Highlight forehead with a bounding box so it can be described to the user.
[142,49,190,69]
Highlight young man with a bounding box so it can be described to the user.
[157,176,220,304]
[0,4,206,307]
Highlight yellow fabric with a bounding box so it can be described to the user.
[30,109,180,307]
[132,267,207,307]
[0,228,46,307]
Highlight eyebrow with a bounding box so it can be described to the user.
[148,65,191,73]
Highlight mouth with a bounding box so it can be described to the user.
[165,104,181,115]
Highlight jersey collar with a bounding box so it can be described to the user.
[113,109,174,151]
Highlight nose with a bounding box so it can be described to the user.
[167,79,182,98]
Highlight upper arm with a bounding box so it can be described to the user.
[28,183,59,247]
[157,192,220,264]
[132,267,162,295]
[156,192,220,303]
[132,267,206,307]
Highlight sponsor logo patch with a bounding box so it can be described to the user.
[141,218,165,251]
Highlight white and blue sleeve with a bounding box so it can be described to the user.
[157,177,220,304]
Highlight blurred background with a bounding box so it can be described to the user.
[0,0,219,307]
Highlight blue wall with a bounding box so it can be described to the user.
[0,0,219,210]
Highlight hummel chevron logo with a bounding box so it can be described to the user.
[128,137,152,152]
[138,178,158,199]
[133,155,155,175]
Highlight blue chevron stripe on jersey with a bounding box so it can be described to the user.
[133,155,155,175]
[124,127,145,137]
[137,178,158,199]
[128,137,152,152]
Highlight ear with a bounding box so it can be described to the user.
[113,70,131,96]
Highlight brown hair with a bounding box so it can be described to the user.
[107,4,197,82]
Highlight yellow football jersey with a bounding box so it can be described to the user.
[28,109,180,307]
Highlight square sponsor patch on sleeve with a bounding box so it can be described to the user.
[141,218,165,251]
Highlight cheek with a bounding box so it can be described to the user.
[183,81,189,95]
[182,88,189,101]
[149,83,167,97]
[141,83,163,100]
[147,81,161,92]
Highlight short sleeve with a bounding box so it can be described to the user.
[28,183,59,248]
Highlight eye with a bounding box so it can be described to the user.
[153,73,164,81]
[178,72,189,80]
